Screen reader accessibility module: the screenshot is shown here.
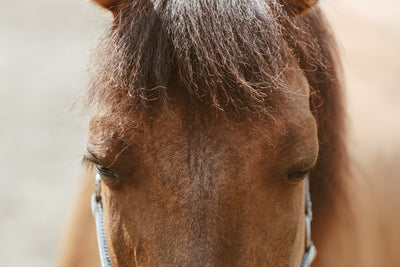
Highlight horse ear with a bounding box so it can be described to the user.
[92,0,122,12]
[285,0,319,16]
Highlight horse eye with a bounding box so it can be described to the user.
[95,165,119,180]
[287,169,310,183]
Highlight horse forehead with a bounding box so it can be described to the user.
[87,112,268,164]
[87,69,313,162]
[87,104,311,155]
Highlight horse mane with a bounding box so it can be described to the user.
[87,0,348,237]
[289,10,349,233]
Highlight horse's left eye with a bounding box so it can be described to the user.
[95,165,119,180]
[287,169,310,183]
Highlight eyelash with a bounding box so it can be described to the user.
[82,155,119,180]
[287,169,310,183]
[95,165,119,179]
[82,156,97,169]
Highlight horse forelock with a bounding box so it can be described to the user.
[87,0,309,115]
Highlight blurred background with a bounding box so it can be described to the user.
[0,0,398,266]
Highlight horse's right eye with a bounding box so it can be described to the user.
[286,169,310,183]
[95,165,119,180]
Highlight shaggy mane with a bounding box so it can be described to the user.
[88,0,348,239]
[89,0,300,114]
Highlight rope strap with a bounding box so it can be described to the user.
[300,177,317,267]
[91,173,112,267]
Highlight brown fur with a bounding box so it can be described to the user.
[282,0,319,16]
[60,0,357,266]
[87,0,348,234]
[94,0,122,11]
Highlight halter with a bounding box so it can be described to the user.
[301,178,317,266]
[91,173,316,267]
[91,173,112,267]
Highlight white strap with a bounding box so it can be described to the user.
[91,174,112,267]
[301,242,317,267]
[300,178,317,267]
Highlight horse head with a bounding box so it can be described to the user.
[84,0,345,266]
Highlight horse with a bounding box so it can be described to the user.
[58,0,400,266]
